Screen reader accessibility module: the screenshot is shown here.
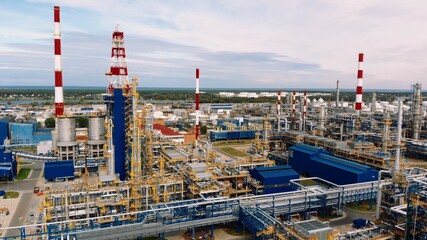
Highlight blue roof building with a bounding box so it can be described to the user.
[249,166,299,194]
[289,144,378,185]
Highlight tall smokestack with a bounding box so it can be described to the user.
[355,53,364,113]
[371,92,376,113]
[195,68,200,141]
[54,6,64,117]
[394,101,403,176]
[412,83,422,140]
[292,91,296,129]
[303,90,307,131]
[277,90,282,132]
[336,80,340,108]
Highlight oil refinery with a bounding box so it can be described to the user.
[1,5,427,240]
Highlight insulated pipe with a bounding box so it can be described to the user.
[376,170,391,220]
[54,6,64,117]
[355,53,364,113]
[195,68,200,141]
[394,101,403,175]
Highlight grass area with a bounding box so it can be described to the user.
[213,141,251,146]
[18,162,32,165]
[16,168,31,180]
[299,179,317,186]
[5,191,19,198]
[220,147,247,157]
[13,146,37,154]
[346,200,376,212]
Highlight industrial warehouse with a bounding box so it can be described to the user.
[0,5,427,240]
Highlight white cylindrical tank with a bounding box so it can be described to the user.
[58,117,76,142]
[89,116,106,141]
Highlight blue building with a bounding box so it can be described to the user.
[0,119,8,143]
[0,144,17,180]
[10,121,52,145]
[249,166,299,194]
[44,160,74,180]
[289,144,378,185]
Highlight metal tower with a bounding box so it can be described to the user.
[106,26,129,93]
[411,83,422,140]
[103,26,133,181]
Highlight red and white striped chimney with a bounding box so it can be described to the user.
[303,90,307,130]
[195,68,200,140]
[355,53,364,112]
[54,6,64,117]
[292,91,296,126]
[277,90,282,132]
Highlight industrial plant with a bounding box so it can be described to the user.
[1,5,427,240]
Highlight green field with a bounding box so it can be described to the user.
[5,191,19,198]
[213,141,251,146]
[16,168,31,180]
[18,162,32,165]
[220,147,247,157]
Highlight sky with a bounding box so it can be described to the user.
[0,0,426,89]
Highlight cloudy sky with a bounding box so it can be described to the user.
[0,0,426,89]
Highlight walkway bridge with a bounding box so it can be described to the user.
[0,179,378,239]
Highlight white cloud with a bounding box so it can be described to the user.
[1,0,426,89]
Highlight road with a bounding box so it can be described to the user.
[329,206,376,227]
[0,160,43,237]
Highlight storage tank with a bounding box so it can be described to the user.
[58,117,76,142]
[89,116,105,141]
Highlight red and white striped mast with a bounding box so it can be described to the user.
[292,91,296,129]
[276,90,282,132]
[195,68,200,142]
[303,90,307,131]
[106,26,129,93]
[355,53,364,114]
[54,6,64,117]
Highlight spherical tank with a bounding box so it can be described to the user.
[89,117,106,141]
[58,117,76,142]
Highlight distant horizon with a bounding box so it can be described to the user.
[0,85,422,93]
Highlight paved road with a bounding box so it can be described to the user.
[1,160,43,237]
[329,206,376,227]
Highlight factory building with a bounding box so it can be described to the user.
[249,166,299,194]
[0,141,17,180]
[289,144,378,185]
[9,121,52,145]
